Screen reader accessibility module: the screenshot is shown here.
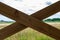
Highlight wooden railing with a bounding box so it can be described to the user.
[0,1,60,40]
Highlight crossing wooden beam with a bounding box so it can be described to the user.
[0,1,60,40]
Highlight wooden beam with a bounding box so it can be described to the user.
[0,22,27,40]
[31,1,60,20]
[0,1,60,39]
[0,1,60,21]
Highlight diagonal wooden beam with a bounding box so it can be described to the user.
[0,22,27,40]
[0,1,59,39]
[0,2,28,40]
[0,1,60,21]
[31,1,60,20]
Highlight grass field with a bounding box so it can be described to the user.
[0,22,60,40]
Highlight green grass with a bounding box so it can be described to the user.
[4,28,54,40]
[0,22,56,40]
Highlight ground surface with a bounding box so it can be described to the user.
[0,22,60,40]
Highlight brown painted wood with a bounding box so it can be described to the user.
[1,1,60,21]
[31,1,60,20]
[0,22,27,40]
[0,1,59,39]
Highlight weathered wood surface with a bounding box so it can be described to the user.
[0,1,60,40]
[0,22,27,40]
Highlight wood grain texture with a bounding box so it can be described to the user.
[0,22,27,40]
[0,1,60,40]
[31,1,60,20]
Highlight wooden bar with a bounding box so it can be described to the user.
[0,22,27,40]
[0,1,60,40]
[31,1,60,20]
[0,1,60,21]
